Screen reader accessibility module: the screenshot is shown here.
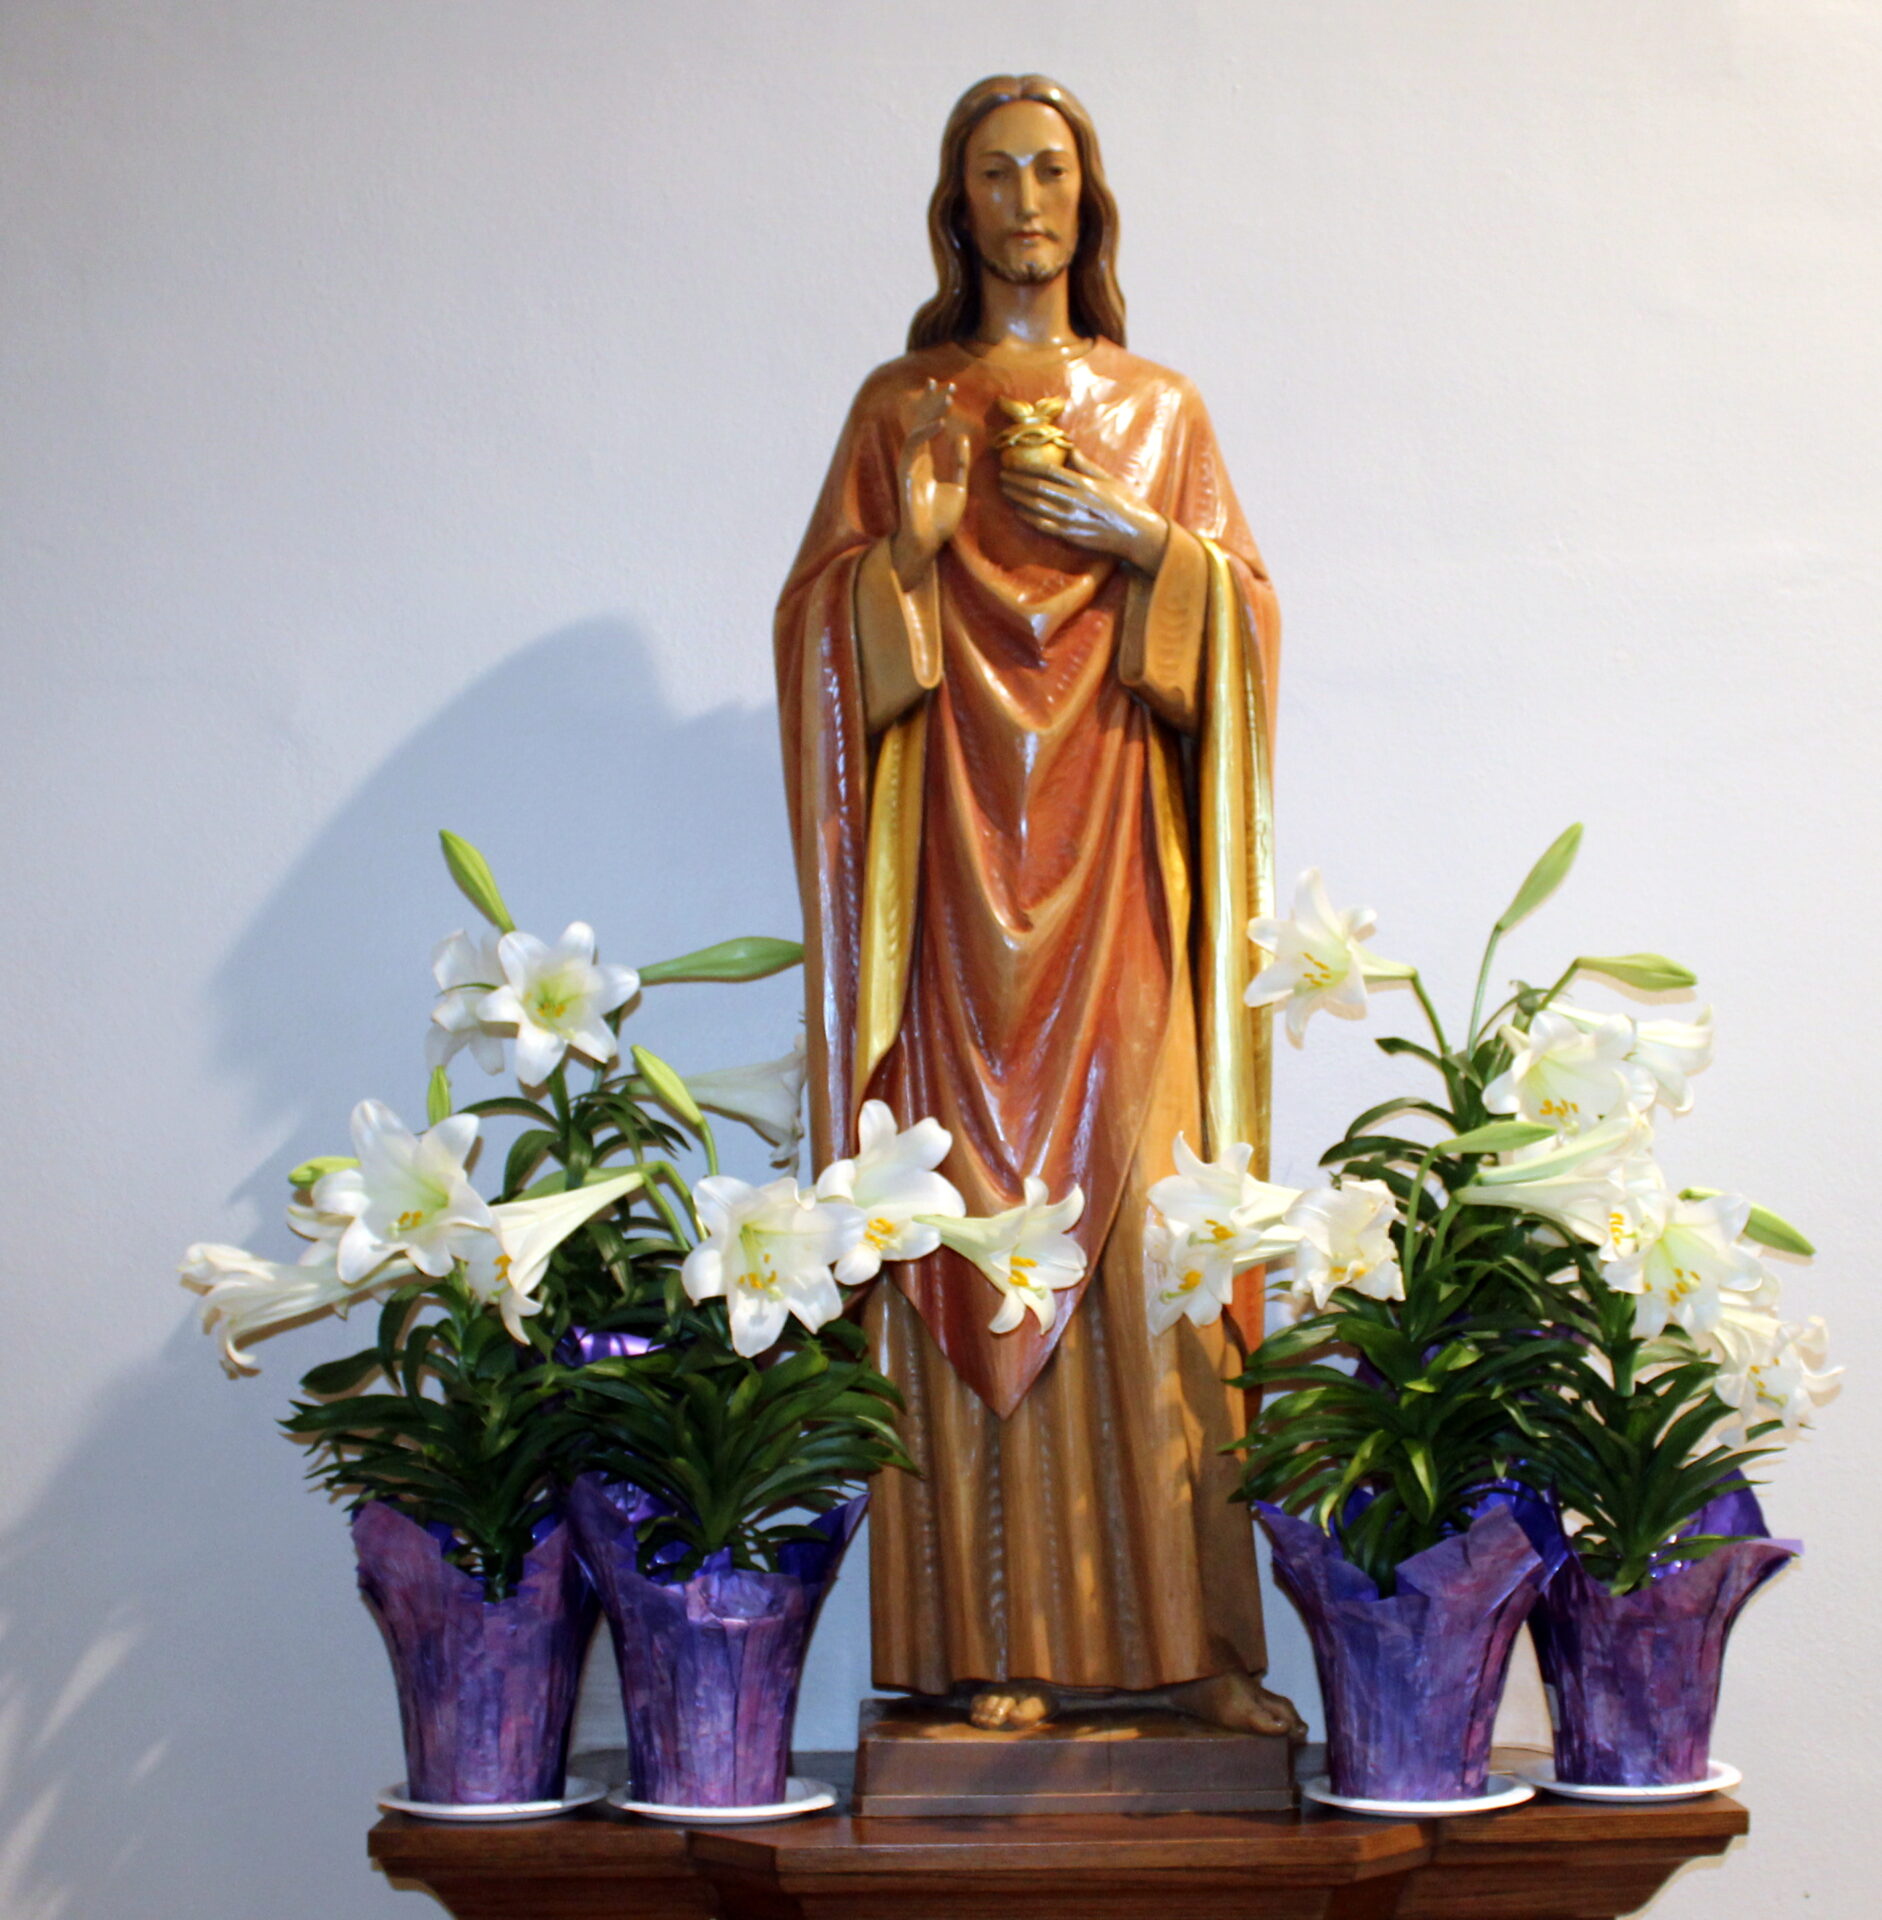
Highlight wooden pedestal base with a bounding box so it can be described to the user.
[852,1697,1296,1814]
[367,1747,1748,1919]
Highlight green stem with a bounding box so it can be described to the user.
[1398,1145,1444,1293]
[1531,962,1581,1019]
[1408,970,1468,1116]
[697,1114,722,1179]
[622,1152,698,1254]
[1466,931,1502,1056]
[1409,970,1452,1057]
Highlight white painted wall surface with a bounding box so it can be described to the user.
[3,2,1877,1913]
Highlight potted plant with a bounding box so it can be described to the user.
[1140,828,1837,1809]
[178,831,813,1813]
[554,1096,995,1810]
[1456,942,1835,1792]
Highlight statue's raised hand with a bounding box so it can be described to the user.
[891,379,972,589]
[1000,448,1169,575]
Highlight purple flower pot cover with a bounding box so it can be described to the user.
[570,1474,866,1808]
[352,1502,599,1805]
[1529,1485,1798,1787]
[1258,1501,1557,1802]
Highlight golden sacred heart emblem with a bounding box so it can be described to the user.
[994,396,1073,474]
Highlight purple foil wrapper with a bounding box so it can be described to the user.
[1259,1501,1556,1802]
[352,1502,599,1805]
[569,1474,865,1808]
[554,1327,661,1366]
[1529,1485,1798,1786]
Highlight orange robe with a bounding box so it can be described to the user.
[776,338,1279,1692]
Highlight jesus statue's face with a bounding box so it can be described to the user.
[961,99,1082,287]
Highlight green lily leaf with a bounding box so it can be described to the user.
[1433,1119,1557,1156]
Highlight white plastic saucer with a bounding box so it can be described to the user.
[378,1774,606,1822]
[1300,1771,1534,1818]
[609,1776,838,1823]
[1516,1757,1741,1803]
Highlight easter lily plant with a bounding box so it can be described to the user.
[1143,827,1837,1594]
[181,833,1093,1593]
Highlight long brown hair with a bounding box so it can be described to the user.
[907,75,1127,352]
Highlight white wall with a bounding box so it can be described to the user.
[3,2,1876,1913]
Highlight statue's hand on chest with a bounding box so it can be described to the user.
[891,377,1170,588]
[997,428,1170,576]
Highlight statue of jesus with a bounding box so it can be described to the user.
[776,73,1299,1737]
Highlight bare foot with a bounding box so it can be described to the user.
[1165,1670,1307,1739]
[968,1682,1060,1730]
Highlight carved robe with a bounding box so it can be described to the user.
[776,338,1279,1692]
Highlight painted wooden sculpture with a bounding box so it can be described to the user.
[775,74,1296,1737]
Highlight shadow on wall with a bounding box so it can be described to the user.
[0,623,806,1920]
[211,618,807,1216]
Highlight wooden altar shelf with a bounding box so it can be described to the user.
[368,1764,1748,1920]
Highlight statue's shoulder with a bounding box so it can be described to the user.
[847,346,961,419]
[1090,340,1207,411]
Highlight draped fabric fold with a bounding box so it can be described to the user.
[775,338,1280,1690]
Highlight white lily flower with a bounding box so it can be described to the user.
[427,928,509,1074]
[816,1100,965,1284]
[1245,869,1413,1046]
[461,1169,645,1344]
[314,1100,495,1283]
[1284,1180,1404,1313]
[480,923,640,1086]
[1601,1192,1774,1343]
[180,1243,397,1375]
[285,1197,357,1265]
[1713,1314,1841,1434]
[681,1174,864,1357]
[1458,1116,1663,1260]
[1630,1011,1716,1114]
[926,1179,1087,1334]
[1145,1137,1302,1333]
[684,1039,808,1173]
[1698,1294,1783,1370]
[1550,1001,1715,1117]
[1484,1008,1656,1137]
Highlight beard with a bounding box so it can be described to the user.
[982,237,1073,286]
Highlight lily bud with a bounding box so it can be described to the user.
[288,1154,357,1190]
[1573,952,1698,992]
[639,936,805,985]
[438,830,515,933]
[1495,824,1583,934]
[632,1044,705,1127]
